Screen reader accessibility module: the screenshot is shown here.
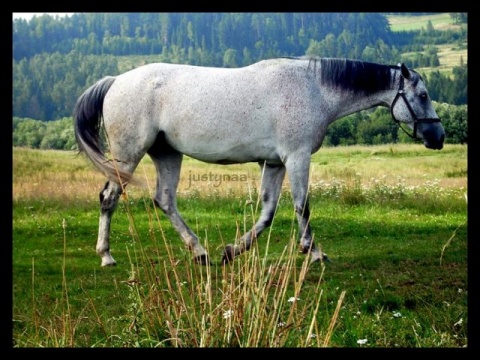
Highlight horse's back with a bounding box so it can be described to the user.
[108,58,305,99]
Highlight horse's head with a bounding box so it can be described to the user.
[390,63,445,150]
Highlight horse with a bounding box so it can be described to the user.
[73,56,445,267]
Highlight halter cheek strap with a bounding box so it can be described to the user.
[390,74,441,140]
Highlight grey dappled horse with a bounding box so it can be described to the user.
[74,57,445,267]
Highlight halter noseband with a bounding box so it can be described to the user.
[390,71,441,140]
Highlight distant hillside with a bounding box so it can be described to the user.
[387,13,467,74]
[387,13,464,31]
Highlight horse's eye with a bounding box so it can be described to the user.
[420,92,428,100]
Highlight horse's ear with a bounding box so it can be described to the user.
[400,63,411,80]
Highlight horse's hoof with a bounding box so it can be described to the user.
[222,245,235,265]
[310,252,332,263]
[302,245,332,264]
[194,254,212,266]
[101,260,117,267]
[100,253,117,267]
[300,244,314,255]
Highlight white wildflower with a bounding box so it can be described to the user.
[357,338,368,345]
[223,309,233,319]
[393,311,402,318]
[288,297,300,303]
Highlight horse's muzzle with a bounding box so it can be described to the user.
[421,121,445,150]
[424,137,444,150]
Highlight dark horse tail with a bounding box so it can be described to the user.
[73,76,134,185]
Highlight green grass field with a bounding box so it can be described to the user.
[12,144,467,347]
[387,13,459,31]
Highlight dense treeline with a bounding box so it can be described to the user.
[13,52,118,120]
[12,12,468,145]
[426,65,468,105]
[13,13,467,62]
[13,13,396,62]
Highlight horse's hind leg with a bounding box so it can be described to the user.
[148,148,210,265]
[223,163,286,264]
[285,152,329,263]
[97,180,123,266]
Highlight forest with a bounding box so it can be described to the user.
[12,12,468,147]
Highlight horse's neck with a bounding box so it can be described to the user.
[327,66,399,119]
[332,90,391,119]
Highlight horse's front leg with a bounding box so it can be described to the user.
[223,163,286,264]
[150,151,210,265]
[285,154,329,263]
[97,181,123,266]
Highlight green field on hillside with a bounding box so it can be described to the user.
[386,13,460,31]
[388,13,467,74]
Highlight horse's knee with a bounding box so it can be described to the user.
[294,203,310,218]
[153,195,174,215]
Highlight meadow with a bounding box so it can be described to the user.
[386,13,459,32]
[12,144,467,348]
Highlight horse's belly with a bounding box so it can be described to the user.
[173,138,280,165]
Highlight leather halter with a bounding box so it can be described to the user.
[390,73,441,140]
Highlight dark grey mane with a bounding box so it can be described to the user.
[319,58,398,95]
[281,56,399,95]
